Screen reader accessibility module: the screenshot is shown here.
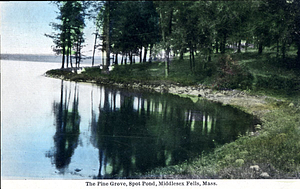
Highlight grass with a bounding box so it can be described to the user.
[46,49,300,178]
[143,103,300,179]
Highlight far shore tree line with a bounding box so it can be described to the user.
[46,0,300,73]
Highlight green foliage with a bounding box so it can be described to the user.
[146,104,300,178]
[212,55,254,90]
[46,1,85,68]
[98,1,159,64]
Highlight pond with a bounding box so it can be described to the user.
[1,56,255,179]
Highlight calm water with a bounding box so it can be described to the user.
[1,56,255,179]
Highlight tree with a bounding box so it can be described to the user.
[155,1,175,77]
[96,1,159,66]
[46,1,85,69]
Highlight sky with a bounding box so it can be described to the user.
[0,1,96,55]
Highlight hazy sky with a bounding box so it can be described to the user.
[0,1,95,55]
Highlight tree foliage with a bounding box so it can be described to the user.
[46,1,85,68]
[47,0,300,70]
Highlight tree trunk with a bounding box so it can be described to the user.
[121,54,124,65]
[258,42,263,54]
[129,52,133,65]
[78,37,82,67]
[149,43,153,63]
[189,46,193,72]
[208,44,212,62]
[237,40,241,53]
[165,47,170,77]
[77,41,80,67]
[62,46,65,69]
[102,47,105,67]
[192,47,195,72]
[105,1,111,69]
[70,53,73,68]
[115,52,118,65]
[180,48,184,60]
[139,46,143,63]
[66,46,69,68]
[215,39,219,53]
[143,45,148,63]
[92,32,98,66]
[133,54,136,64]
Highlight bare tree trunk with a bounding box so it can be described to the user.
[143,45,148,63]
[102,47,105,67]
[92,31,98,66]
[237,40,241,53]
[192,46,195,71]
[76,43,79,67]
[139,46,143,63]
[258,42,263,54]
[105,1,111,69]
[189,47,192,72]
[70,53,73,68]
[66,46,69,68]
[115,52,118,65]
[62,46,65,69]
[165,47,170,77]
[208,44,212,62]
[129,52,133,65]
[149,43,153,63]
[180,47,184,60]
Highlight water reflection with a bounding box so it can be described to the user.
[46,81,81,174]
[47,82,254,178]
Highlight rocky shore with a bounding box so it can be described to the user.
[45,69,281,119]
[98,80,281,118]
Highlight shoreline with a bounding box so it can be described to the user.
[45,67,299,179]
[45,67,283,119]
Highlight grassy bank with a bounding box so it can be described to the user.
[46,50,300,178]
[143,104,300,179]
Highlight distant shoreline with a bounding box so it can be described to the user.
[0,53,96,64]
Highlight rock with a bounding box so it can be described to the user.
[235,159,245,167]
[232,89,241,95]
[75,168,82,172]
[260,172,270,178]
[255,124,262,130]
[215,93,225,97]
[250,165,260,171]
[288,103,294,107]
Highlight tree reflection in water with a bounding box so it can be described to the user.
[46,80,81,174]
[45,82,254,178]
[89,87,254,178]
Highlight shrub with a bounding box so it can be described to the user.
[213,55,254,90]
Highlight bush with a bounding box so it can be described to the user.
[255,74,296,91]
[213,55,254,90]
